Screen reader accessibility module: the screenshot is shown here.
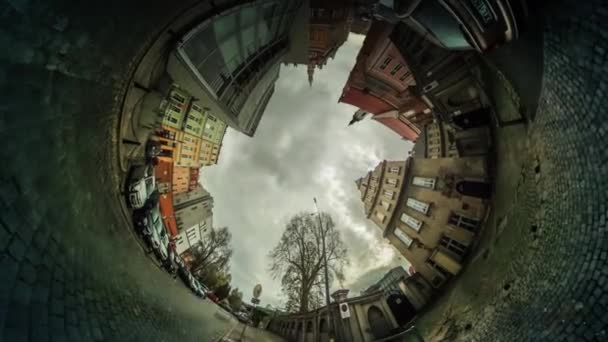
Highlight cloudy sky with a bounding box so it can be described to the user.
[202,34,413,307]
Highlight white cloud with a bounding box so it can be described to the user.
[202,36,413,307]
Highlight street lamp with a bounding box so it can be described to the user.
[313,198,333,340]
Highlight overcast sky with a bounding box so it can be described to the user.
[202,34,413,308]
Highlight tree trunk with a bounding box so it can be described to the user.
[300,286,310,313]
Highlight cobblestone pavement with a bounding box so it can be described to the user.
[415,0,608,340]
[1,0,607,341]
[220,323,286,342]
[0,0,239,341]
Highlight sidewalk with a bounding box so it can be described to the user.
[220,323,286,342]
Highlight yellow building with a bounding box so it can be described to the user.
[183,103,208,138]
[201,113,227,145]
[174,131,201,168]
[162,87,190,130]
[199,140,223,167]
[356,157,490,290]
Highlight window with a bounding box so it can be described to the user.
[389,166,400,174]
[375,211,386,223]
[380,56,392,70]
[427,259,449,278]
[383,190,394,199]
[439,236,468,257]
[171,93,186,103]
[169,104,181,113]
[400,213,422,231]
[386,178,397,186]
[448,213,479,232]
[399,71,411,81]
[407,198,430,214]
[168,117,178,124]
[380,200,391,211]
[186,124,193,130]
[390,63,403,75]
[412,177,436,189]
[394,228,413,248]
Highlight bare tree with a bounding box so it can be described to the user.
[268,212,349,313]
[190,226,233,274]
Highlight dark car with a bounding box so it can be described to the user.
[374,0,527,52]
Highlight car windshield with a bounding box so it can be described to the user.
[412,1,471,49]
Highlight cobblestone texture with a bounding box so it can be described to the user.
[1,0,607,341]
[0,0,236,341]
[451,0,608,340]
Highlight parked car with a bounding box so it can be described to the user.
[163,243,178,274]
[139,205,170,262]
[127,165,155,209]
[373,0,527,52]
[236,312,250,324]
[189,276,206,298]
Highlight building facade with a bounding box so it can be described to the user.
[173,131,201,168]
[339,21,433,141]
[306,0,352,85]
[357,158,490,289]
[182,103,208,138]
[412,122,492,159]
[174,185,214,231]
[175,220,212,255]
[363,267,409,296]
[161,87,191,130]
[168,0,303,137]
[267,291,400,342]
[172,166,190,194]
[390,22,489,128]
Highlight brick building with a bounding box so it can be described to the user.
[356,158,490,289]
[171,166,190,195]
[306,0,352,85]
[339,21,433,141]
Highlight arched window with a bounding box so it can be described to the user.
[319,318,328,333]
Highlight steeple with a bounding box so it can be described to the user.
[307,63,315,87]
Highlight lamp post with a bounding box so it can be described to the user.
[313,198,333,340]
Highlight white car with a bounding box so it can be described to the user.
[128,165,156,209]
[142,206,169,262]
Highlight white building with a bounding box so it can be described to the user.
[175,215,213,255]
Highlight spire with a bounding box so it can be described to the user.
[307,63,315,87]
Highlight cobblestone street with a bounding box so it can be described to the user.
[1,0,607,341]
[415,0,608,340]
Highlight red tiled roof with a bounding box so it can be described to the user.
[375,116,419,141]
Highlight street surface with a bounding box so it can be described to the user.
[220,323,286,342]
[0,0,607,341]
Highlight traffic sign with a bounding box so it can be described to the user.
[339,303,350,319]
[253,284,262,299]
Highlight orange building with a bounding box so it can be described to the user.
[153,158,178,238]
[188,168,199,191]
[159,192,178,238]
[172,167,190,195]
